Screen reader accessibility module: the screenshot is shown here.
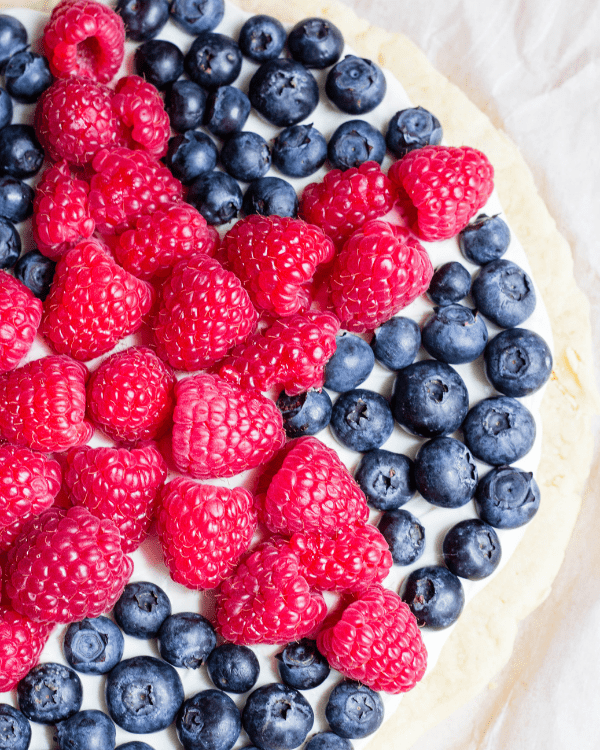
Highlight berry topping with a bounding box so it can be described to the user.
[377,508,425,565]
[0,605,53,692]
[55,710,116,750]
[176,690,241,750]
[0,271,42,373]
[276,639,330,690]
[324,680,384,738]
[427,261,471,306]
[249,58,319,127]
[402,565,465,629]
[165,79,207,133]
[165,130,218,184]
[112,75,171,158]
[330,388,395,453]
[475,465,541,529]
[0,15,28,69]
[0,705,30,750]
[238,14,286,63]
[157,613,216,669]
[371,316,421,371]
[63,616,124,674]
[0,175,34,224]
[327,119,386,171]
[204,85,251,136]
[443,518,502,580]
[220,131,271,182]
[206,643,260,693]
[354,448,416,511]
[134,39,184,90]
[276,388,332,438]
[324,333,375,392]
[0,124,44,179]
[115,0,170,42]
[17,662,82,725]
[272,123,327,178]
[484,327,553,397]
[169,0,224,35]
[385,106,443,158]
[3,51,52,104]
[287,18,344,69]
[113,581,171,638]
[184,32,242,90]
[242,176,299,218]
[471,258,536,328]
[13,249,55,300]
[414,436,478,508]
[242,684,313,750]
[421,304,489,364]
[459,213,510,265]
[186,170,243,225]
[325,55,386,114]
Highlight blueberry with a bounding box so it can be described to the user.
[105,655,184,733]
[402,565,465,629]
[13,250,55,300]
[325,55,386,115]
[377,508,425,565]
[165,131,218,184]
[221,131,271,182]
[0,125,44,179]
[238,15,286,62]
[471,258,536,328]
[63,616,124,675]
[116,0,170,41]
[427,261,471,306]
[462,395,536,466]
[0,704,30,750]
[442,518,502,580]
[157,612,216,669]
[276,389,332,437]
[17,662,82,724]
[421,304,488,364]
[370,316,421,371]
[249,58,319,127]
[205,86,251,137]
[325,680,383,739]
[3,51,52,104]
[116,743,155,750]
[186,171,242,225]
[324,333,374,392]
[113,580,171,639]
[327,119,386,170]
[0,175,34,223]
[305,733,353,750]
[385,107,443,158]
[475,465,540,528]
[55,710,116,750]
[272,124,327,178]
[0,15,27,71]
[0,216,20,268]
[134,40,184,90]
[206,644,260,694]
[166,80,207,133]
[391,359,469,438]
[287,18,344,69]
[330,388,394,452]
[0,88,12,130]
[276,639,330,690]
[177,691,241,750]
[354,449,416,510]
[242,176,298,218]
[459,213,510,265]
[243,684,314,750]
[170,0,224,34]
[414,437,478,508]
[484,327,552,397]
[185,33,242,90]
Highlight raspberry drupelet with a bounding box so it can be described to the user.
[112,75,171,159]
[0,271,42,373]
[0,605,54,692]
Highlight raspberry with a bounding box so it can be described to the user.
[222,215,335,316]
[388,145,495,241]
[171,373,285,479]
[0,355,93,452]
[328,220,433,332]
[153,254,257,371]
[0,605,54,692]
[299,161,396,247]
[6,506,133,624]
[216,309,339,396]
[0,272,42,374]
[86,346,176,445]
[256,436,369,536]
[112,75,171,159]
[216,541,327,645]
[317,584,427,693]
[43,0,125,84]
[64,444,167,553]
[156,476,257,590]
[41,238,154,361]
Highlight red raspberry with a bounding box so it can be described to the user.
[388,145,495,241]
[0,605,54,692]
[299,161,396,247]
[216,310,339,396]
[171,373,285,480]
[0,355,93,452]
[6,505,133,624]
[41,238,154,361]
[222,215,335,317]
[86,346,176,445]
[317,584,427,693]
[216,541,327,645]
[64,444,167,553]
[328,220,433,332]
[112,75,171,159]
[157,476,257,589]
[43,0,125,84]
[0,272,42,374]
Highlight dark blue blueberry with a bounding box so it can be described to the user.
[391,359,469,438]
[17,662,82,724]
[421,304,488,364]
[242,684,313,750]
[242,176,298,218]
[272,123,327,178]
[116,743,155,750]
[186,171,242,225]
[377,508,425,565]
[414,436,478,508]
[330,388,394,452]
[442,518,502,580]
[249,58,319,127]
[157,612,216,669]
[55,710,116,750]
[0,15,27,71]
[327,119,385,171]
[287,18,344,69]
[371,316,421,371]
[324,333,374,392]
[177,690,241,750]
[325,680,383,739]
[165,131,218,184]
[0,704,31,750]
[471,259,536,328]
[459,213,510,265]
[305,733,353,750]
[0,88,12,130]
[385,106,442,158]
[105,655,184,733]
[205,86,251,137]
[185,33,242,90]
[276,389,332,438]
[427,261,471,306]
[354,449,415,510]
[475,465,540,529]
[462,396,536,466]
[484,327,552,397]
[13,250,55,300]
[0,216,20,268]
[63,616,124,675]
[221,131,271,182]
[116,0,169,41]
[238,15,286,62]
[113,580,171,639]
[0,175,34,223]
[166,80,207,133]
[276,639,330,690]
[170,0,224,34]
[0,125,44,179]
[3,51,52,104]
[134,40,184,90]
[402,565,465,629]
[325,55,386,115]
[206,643,260,694]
